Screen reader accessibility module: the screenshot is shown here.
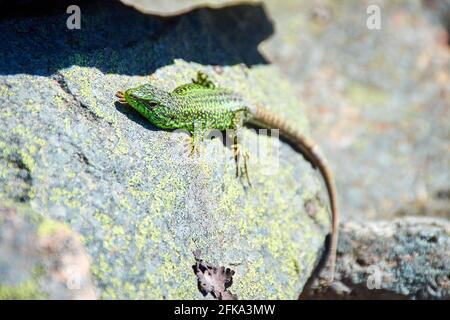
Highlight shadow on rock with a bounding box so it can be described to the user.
[0,0,273,76]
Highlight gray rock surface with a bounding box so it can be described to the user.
[302,217,450,299]
[259,0,450,221]
[0,0,330,299]
[121,0,259,15]
[0,203,97,299]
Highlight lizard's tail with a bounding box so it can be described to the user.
[249,106,339,283]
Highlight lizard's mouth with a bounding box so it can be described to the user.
[115,91,127,104]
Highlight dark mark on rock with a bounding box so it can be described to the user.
[192,250,237,300]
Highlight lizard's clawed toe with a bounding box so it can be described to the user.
[115,91,127,104]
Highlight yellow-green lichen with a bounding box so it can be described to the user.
[37,217,70,237]
[0,281,47,300]
[60,66,117,123]
[346,82,390,107]
[49,187,83,209]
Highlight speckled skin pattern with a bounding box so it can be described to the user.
[117,72,339,282]
[122,83,248,132]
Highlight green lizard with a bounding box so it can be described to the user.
[116,71,339,283]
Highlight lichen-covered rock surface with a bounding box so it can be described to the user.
[0,202,96,299]
[0,0,330,299]
[302,217,450,300]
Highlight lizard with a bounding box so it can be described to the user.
[116,71,339,283]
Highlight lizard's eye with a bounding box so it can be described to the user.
[146,102,159,109]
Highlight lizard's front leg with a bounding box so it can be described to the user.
[181,135,201,157]
[184,121,208,157]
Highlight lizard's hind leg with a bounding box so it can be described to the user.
[192,71,216,89]
[231,134,251,187]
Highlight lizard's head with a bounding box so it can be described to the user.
[116,84,178,129]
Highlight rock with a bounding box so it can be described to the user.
[302,217,450,299]
[259,0,450,221]
[0,202,97,299]
[120,0,260,16]
[423,0,450,29]
[0,1,330,299]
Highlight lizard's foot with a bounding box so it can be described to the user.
[317,272,335,288]
[190,143,202,158]
[192,71,216,89]
[311,255,336,288]
[232,143,251,187]
[115,91,127,104]
[181,135,202,158]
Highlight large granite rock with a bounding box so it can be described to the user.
[0,0,330,299]
[302,217,450,300]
